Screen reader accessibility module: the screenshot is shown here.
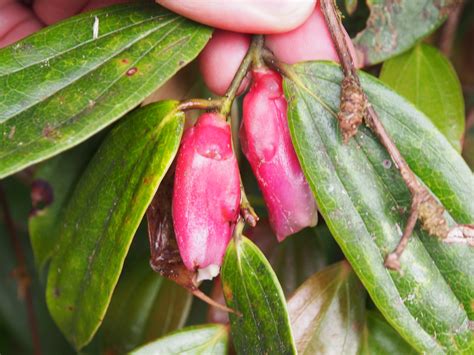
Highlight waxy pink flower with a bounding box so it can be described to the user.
[173,112,240,280]
[240,68,317,241]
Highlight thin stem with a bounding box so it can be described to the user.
[320,0,358,78]
[0,184,42,355]
[261,49,298,80]
[219,35,263,229]
[232,217,245,243]
[191,288,242,316]
[178,98,223,112]
[240,179,258,227]
[321,0,364,141]
[251,35,265,69]
[219,35,264,118]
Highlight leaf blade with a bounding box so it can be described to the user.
[130,324,228,355]
[380,43,465,151]
[284,62,474,353]
[288,262,366,355]
[221,236,296,354]
[45,101,184,349]
[354,0,455,65]
[28,136,102,269]
[0,3,211,178]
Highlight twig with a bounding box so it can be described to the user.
[177,98,222,112]
[439,1,464,57]
[219,35,264,118]
[232,217,246,243]
[178,35,264,117]
[219,35,263,227]
[320,0,473,270]
[320,0,364,142]
[191,287,242,317]
[239,179,258,227]
[0,184,42,355]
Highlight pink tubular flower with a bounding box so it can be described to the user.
[240,68,318,241]
[172,112,240,280]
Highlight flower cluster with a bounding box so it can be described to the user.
[172,68,316,279]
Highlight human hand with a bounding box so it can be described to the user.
[195,2,358,95]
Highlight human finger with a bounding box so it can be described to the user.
[0,0,42,47]
[33,0,89,25]
[199,30,251,96]
[156,0,316,34]
[265,3,359,66]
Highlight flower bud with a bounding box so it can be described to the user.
[240,68,317,241]
[172,112,240,279]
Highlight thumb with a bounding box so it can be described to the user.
[155,0,317,34]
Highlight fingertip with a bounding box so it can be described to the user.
[266,4,337,64]
[199,30,251,96]
[33,0,88,25]
[0,19,43,48]
[81,0,129,13]
[157,0,316,34]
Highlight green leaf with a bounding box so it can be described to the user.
[28,136,101,270]
[360,311,417,355]
[0,2,211,179]
[284,62,474,353]
[354,0,455,66]
[380,43,465,151]
[221,236,296,354]
[100,258,192,353]
[130,324,228,355]
[46,101,184,349]
[288,262,366,354]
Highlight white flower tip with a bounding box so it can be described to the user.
[196,264,220,282]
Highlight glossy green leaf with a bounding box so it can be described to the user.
[354,0,455,65]
[131,324,228,355]
[100,258,192,353]
[380,43,465,151]
[0,2,211,178]
[360,311,417,355]
[46,101,184,349]
[221,236,296,354]
[288,262,366,354]
[284,62,474,353]
[28,136,101,270]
